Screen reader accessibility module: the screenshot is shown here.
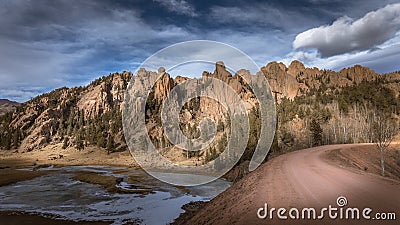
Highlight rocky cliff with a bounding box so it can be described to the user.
[262,60,400,100]
[0,72,131,151]
[1,60,399,156]
[0,99,20,116]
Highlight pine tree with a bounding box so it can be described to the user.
[62,137,69,149]
[4,131,11,150]
[310,119,323,146]
[210,147,217,160]
[75,128,85,150]
[217,120,224,132]
[205,149,211,163]
[12,129,20,148]
[97,135,106,148]
[67,109,75,136]
[59,115,65,137]
[106,135,114,154]
[75,135,84,150]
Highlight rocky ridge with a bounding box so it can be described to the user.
[0,99,20,116]
[1,61,399,154]
[262,60,400,100]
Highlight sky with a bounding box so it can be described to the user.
[1,0,400,102]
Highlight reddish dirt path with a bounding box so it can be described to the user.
[187,144,400,225]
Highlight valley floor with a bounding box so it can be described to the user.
[0,144,136,171]
[1,143,400,224]
[0,145,137,225]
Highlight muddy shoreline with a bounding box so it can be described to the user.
[0,211,111,225]
[0,145,235,225]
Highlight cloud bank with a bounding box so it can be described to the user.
[293,3,400,57]
[1,0,400,102]
[153,0,198,17]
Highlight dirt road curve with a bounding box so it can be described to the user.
[187,144,400,225]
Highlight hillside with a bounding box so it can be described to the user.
[262,61,400,155]
[262,60,400,100]
[0,99,19,116]
[185,144,400,225]
[0,72,132,151]
[0,61,399,167]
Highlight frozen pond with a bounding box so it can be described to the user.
[0,166,231,225]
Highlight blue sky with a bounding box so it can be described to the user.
[1,0,400,102]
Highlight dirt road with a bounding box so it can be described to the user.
[187,144,400,225]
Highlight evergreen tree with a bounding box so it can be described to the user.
[310,119,323,146]
[62,137,69,149]
[75,133,84,150]
[12,129,20,148]
[74,127,85,150]
[97,135,106,148]
[67,109,75,136]
[4,131,11,150]
[59,115,65,137]
[205,148,211,163]
[106,135,115,154]
[217,120,224,132]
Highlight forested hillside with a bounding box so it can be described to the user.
[0,61,399,165]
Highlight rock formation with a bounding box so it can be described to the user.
[1,60,399,155]
[0,99,19,116]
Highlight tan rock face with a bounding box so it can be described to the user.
[77,72,131,119]
[4,72,131,151]
[260,61,396,101]
[383,71,400,97]
[3,60,399,153]
[153,70,175,102]
[261,62,300,99]
[287,60,305,77]
[0,99,20,116]
[339,65,378,84]
[129,62,261,162]
[174,76,189,84]
[203,61,233,82]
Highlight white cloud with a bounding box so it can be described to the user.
[283,32,400,73]
[293,3,400,57]
[153,0,198,17]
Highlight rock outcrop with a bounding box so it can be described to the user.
[261,62,301,99]
[1,60,399,153]
[0,99,19,116]
[1,72,131,151]
[261,61,397,100]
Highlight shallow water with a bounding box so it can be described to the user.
[0,166,230,225]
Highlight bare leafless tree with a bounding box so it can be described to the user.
[371,109,399,176]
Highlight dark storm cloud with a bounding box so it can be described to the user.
[0,0,193,102]
[153,0,198,17]
[1,0,400,102]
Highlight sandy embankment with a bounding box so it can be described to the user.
[186,143,400,225]
[0,144,138,184]
[0,143,137,169]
